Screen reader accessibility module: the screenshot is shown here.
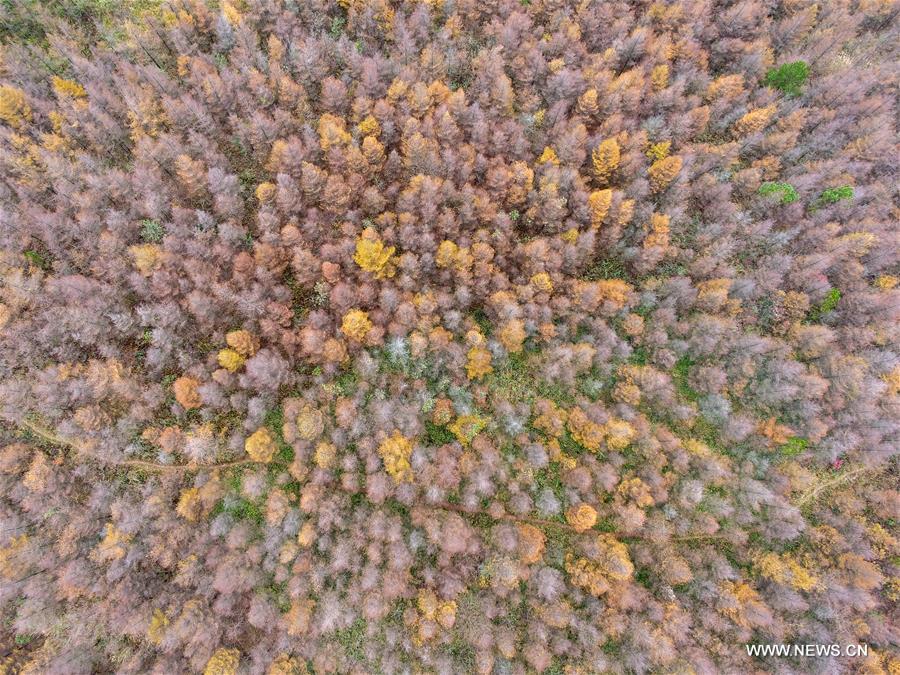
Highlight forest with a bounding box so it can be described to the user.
[0,0,897,673]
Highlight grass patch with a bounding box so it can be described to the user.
[705,484,727,498]
[602,639,622,656]
[558,430,588,457]
[487,350,577,406]
[444,638,476,671]
[23,249,51,270]
[471,308,492,336]
[672,355,699,401]
[485,351,531,402]
[383,498,411,523]
[282,480,304,496]
[263,406,294,464]
[208,409,244,436]
[634,567,653,589]
[595,516,617,533]
[222,464,249,493]
[533,463,565,518]
[501,582,529,630]
[628,346,649,365]
[283,272,318,326]
[655,260,689,276]
[689,417,728,454]
[260,580,291,613]
[543,661,566,675]
[333,617,366,663]
[0,0,164,48]
[469,511,495,530]
[275,444,294,464]
[583,257,627,281]
[213,496,264,526]
[333,368,359,396]
[195,337,217,355]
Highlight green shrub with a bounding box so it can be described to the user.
[23,249,50,269]
[758,181,798,204]
[140,219,164,243]
[819,288,842,313]
[764,61,810,96]
[819,185,853,204]
[780,437,809,457]
[329,16,345,39]
[807,288,841,321]
[424,420,455,446]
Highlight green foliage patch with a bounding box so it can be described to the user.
[819,185,854,204]
[780,437,809,457]
[139,219,164,243]
[424,420,456,446]
[807,288,841,321]
[214,496,264,525]
[672,355,699,401]
[764,61,810,96]
[23,249,50,270]
[758,181,798,204]
[583,257,628,281]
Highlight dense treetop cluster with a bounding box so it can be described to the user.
[0,0,898,673]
